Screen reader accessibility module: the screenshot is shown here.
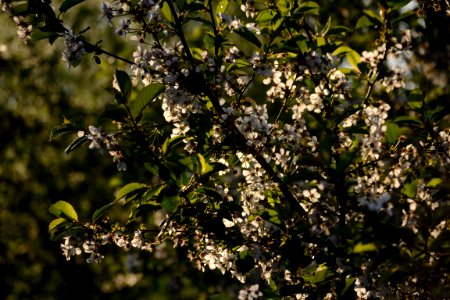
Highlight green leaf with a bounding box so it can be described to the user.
[363,9,383,26]
[234,28,261,48]
[49,201,79,221]
[302,264,333,283]
[130,83,165,118]
[162,136,185,156]
[431,206,450,228]
[161,194,179,213]
[355,15,373,29]
[429,230,450,251]
[319,16,332,36]
[294,1,320,15]
[326,26,351,36]
[392,10,415,25]
[65,135,88,154]
[161,1,174,22]
[341,277,356,296]
[385,122,401,145]
[141,185,165,202]
[59,0,85,13]
[353,242,377,253]
[49,217,68,232]
[115,70,132,100]
[403,180,417,198]
[332,46,361,73]
[332,46,355,56]
[49,123,77,141]
[115,183,147,201]
[426,178,442,188]
[92,202,115,223]
[97,105,128,124]
[31,30,56,42]
[393,116,423,126]
[387,0,411,10]
[176,0,187,10]
[196,153,214,175]
[346,51,361,74]
[216,0,229,15]
[11,3,29,16]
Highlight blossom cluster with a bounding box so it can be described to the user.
[79,126,127,171]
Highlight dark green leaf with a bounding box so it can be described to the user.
[186,2,206,13]
[115,70,132,100]
[162,136,185,156]
[11,3,28,16]
[144,162,159,176]
[97,105,128,124]
[59,0,85,13]
[393,116,423,126]
[92,202,115,223]
[431,206,450,228]
[49,123,77,141]
[64,135,88,154]
[31,30,56,42]
[430,230,450,251]
[49,201,78,221]
[130,83,165,118]
[234,28,261,48]
[161,194,179,213]
[196,187,223,200]
[341,278,356,296]
[392,10,415,25]
[176,0,187,10]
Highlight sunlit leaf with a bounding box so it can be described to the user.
[49,200,78,221]
[353,242,377,253]
[403,180,417,198]
[294,1,320,15]
[115,183,147,201]
[48,217,68,232]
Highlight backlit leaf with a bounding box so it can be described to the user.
[49,201,78,221]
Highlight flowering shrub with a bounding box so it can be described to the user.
[3,0,449,298]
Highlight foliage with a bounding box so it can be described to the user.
[2,0,449,298]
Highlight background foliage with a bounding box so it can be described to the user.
[0,6,231,299]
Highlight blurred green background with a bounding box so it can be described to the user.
[0,5,235,300]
